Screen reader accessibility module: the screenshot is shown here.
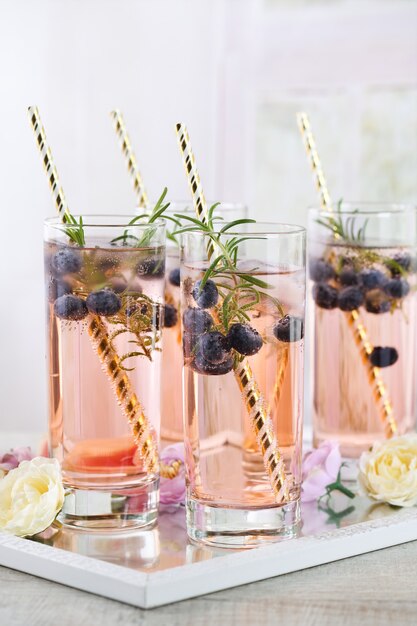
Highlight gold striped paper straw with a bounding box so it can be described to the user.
[109,109,182,478]
[88,315,159,472]
[348,311,396,437]
[297,113,334,223]
[28,106,162,475]
[176,122,290,500]
[297,111,397,436]
[110,109,149,209]
[28,107,71,223]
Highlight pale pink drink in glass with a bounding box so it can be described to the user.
[160,204,247,445]
[181,223,305,547]
[309,204,417,457]
[44,217,166,529]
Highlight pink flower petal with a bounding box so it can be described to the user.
[324,442,342,481]
[301,440,343,503]
[0,447,34,472]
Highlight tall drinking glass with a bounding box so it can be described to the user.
[161,203,247,445]
[44,216,166,529]
[181,223,306,547]
[309,203,417,457]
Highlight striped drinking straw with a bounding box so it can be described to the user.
[28,106,161,474]
[297,112,397,437]
[110,110,149,209]
[176,123,290,501]
[109,109,183,478]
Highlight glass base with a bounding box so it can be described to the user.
[186,496,301,548]
[59,477,159,531]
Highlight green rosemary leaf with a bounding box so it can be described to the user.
[173,214,210,228]
[219,218,256,234]
[128,213,149,225]
[199,255,224,289]
[207,202,221,225]
[149,203,170,223]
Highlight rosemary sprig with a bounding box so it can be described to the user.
[61,188,176,248]
[110,187,179,247]
[317,199,369,244]
[175,203,284,338]
[63,214,86,246]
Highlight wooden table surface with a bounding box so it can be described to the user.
[1,540,416,626]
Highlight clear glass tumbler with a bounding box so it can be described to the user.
[44,216,166,529]
[309,203,417,457]
[161,203,247,446]
[181,223,306,547]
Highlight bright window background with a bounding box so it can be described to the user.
[0,0,416,435]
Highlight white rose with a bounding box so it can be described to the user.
[358,435,417,507]
[0,457,64,537]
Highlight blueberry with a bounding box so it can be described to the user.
[136,257,165,279]
[387,252,412,276]
[359,269,387,292]
[168,267,180,287]
[164,304,178,328]
[273,315,304,343]
[369,347,399,368]
[312,283,338,310]
[47,278,72,303]
[309,258,335,283]
[364,291,391,314]
[86,289,121,316]
[227,323,263,356]
[192,279,219,309]
[183,308,213,334]
[51,248,82,276]
[338,268,359,287]
[338,287,364,312]
[197,331,230,364]
[383,278,410,299]
[54,294,88,321]
[97,254,120,273]
[192,353,234,376]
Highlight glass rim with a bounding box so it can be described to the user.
[44,216,166,229]
[308,201,417,218]
[181,221,306,237]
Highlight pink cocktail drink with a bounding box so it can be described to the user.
[309,204,417,457]
[44,217,166,528]
[181,224,306,547]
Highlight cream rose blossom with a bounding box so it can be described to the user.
[358,435,417,507]
[0,457,64,537]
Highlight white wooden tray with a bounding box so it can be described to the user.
[1,493,417,609]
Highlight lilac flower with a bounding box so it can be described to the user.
[301,440,342,503]
[0,447,34,473]
[160,443,186,505]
